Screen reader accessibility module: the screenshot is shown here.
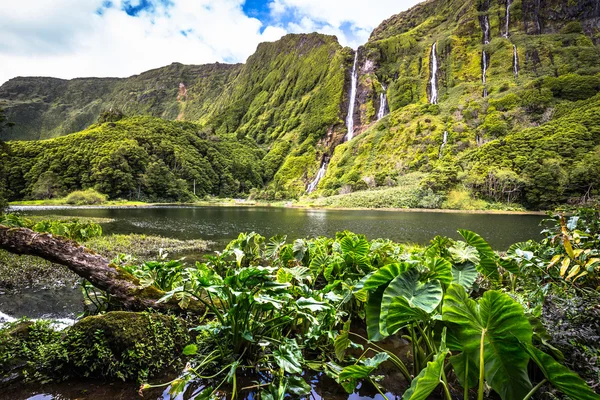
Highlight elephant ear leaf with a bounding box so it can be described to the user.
[451,262,479,289]
[425,257,453,284]
[443,285,533,400]
[357,262,412,292]
[524,344,600,400]
[386,296,430,336]
[402,348,449,400]
[365,286,386,341]
[458,230,499,278]
[381,268,442,335]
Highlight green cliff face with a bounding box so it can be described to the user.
[2,1,600,209]
[314,0,600,208]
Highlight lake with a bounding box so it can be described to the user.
[12,205,546,250]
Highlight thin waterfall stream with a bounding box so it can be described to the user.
[306,160,328,194]
[482,50,488,97]
[429,42,438,104]
[439,131,448,158]
[513,45,519,78]
[504,0,512,37]
[345,51,359,141]
[377,83,388,120]
[483,15,491,44]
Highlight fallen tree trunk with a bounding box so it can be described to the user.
[0,225,203,313]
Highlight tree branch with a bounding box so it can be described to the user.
[0,225,203,313]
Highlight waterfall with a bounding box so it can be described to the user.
[345,51,359,141]
[504,0,512,38]
[483,15,491,44]
[307,161,327,193]
[429,42,439,105]
[0,311,16,324]
[513,45,519,79]
[482,50,488,97]
[439,130,448,158]
[377,83,388,120]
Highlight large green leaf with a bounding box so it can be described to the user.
[273,339,303,374]
[338,353,389,394]
[449,351,478,389]
[365,286,386,341]
[442,285,533,400]
[524,344,600,400]
[380,268,442,335]
[339,236,370,258]
[402,348,449,400]
[449,241,480,264]
[358,262,412,291]
[451,262,479,289]
[424,257,453,284]
[458,230,499,278]
[386,296,430,335]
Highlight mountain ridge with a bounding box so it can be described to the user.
[2,0,600,209]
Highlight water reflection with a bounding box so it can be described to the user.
[13,206,545,250]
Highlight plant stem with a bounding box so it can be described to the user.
[522,379,547,400]
[478,329,486,400]
[369,378,389,400]
[441,378,453,400]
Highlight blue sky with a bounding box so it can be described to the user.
[0,0,422,84]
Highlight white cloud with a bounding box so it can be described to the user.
[266,0,423,48]
[0,0,422,85]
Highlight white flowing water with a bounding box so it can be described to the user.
[439,130,448,158]
[0,310,75,330]
[482,50,488,97]
[504,0,512,38]
[429,42,439,105]
[483,15,491,44]
[345,52,359,141]
[513,45,519,78]
[377,83,388,120]
[307,162,327,193]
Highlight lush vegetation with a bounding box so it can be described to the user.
[2,117,265,202]
[3,209,599,398]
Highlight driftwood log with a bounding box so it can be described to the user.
[0,225,203,313]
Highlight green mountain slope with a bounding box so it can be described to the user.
[0,63,241,141]
[2,117,264,202]
[2,1,600,209]
[313,0,600,208]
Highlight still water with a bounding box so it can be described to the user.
[14,206,546,250]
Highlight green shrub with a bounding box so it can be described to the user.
[65,189,107,205]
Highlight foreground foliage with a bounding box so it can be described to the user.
[1,210,599,399]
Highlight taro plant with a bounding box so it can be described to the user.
[338,230,599,400]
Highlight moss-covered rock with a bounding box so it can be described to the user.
[64,311,190,383]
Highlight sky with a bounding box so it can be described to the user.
[0,0,422,85]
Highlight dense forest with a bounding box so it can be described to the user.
[1,0,600,209]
